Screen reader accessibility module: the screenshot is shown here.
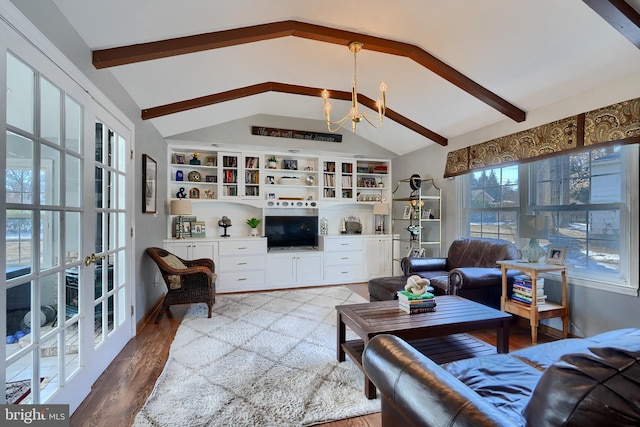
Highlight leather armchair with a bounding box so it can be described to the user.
[402,237,521,308]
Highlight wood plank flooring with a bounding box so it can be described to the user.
[70,283,555,427]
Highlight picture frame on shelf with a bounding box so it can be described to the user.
[421,208,432,219]
[173,153,185,164]
[266,175,275,185]
[191,221,206,238]
[283,159,298,170]
[205,175,216,183]
[361,178,377,188]
[189,188,200,199]
[142,154,157,214]
[175,216,196,238]
[403,205,412,219]
[268,193,276,199]
[546,246,568,265]
[205,156,216,166]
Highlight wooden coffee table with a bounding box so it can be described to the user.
[336,295,511,398]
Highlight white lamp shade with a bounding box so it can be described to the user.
[170,199,192,216]
[373,203,389,215]
[519,215,549,239]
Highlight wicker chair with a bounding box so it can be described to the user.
[146,247,216,323]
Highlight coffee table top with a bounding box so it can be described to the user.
[337,295,511,339]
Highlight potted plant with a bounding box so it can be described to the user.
[246,217,261,237]
[267,156,278,169]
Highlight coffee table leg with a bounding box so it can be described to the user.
[497,319,510,353]
[337,311,345,362]
[363,337,377,399]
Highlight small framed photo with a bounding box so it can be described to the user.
[205,175,216,183]
[189,187,200,199]
[173,153,185,165]
[422,208,432,219]
[205,156,216,167]
[546,246,568,265]
[142,154,157,214]
[362,178,376,188]
[283,159,298,170]
[406,247,421,258]
[266,175,275,185]
[403,205,412,219]
[191,221,206,238]
[268,193,276,199]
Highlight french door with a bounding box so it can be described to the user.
[2,10,134,413]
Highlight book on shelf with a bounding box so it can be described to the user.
[399,300,437,309]
[513,283,545,295]
[513,275,544,288]
[511,294,547,305]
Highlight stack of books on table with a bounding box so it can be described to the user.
[397,290,437,314]
[511,274,546,305]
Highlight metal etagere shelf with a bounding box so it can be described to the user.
[391,177,441,274]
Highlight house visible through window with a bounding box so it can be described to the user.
[462,144,638,293]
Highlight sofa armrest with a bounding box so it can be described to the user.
[449,267,521,291]
[363,334,516,427]
[401,257,447,276]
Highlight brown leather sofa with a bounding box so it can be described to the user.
[368,237,521,308]
[363,328,640,427]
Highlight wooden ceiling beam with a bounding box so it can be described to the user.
[141,82,448,146]
[583,0,640,48]
[94,20,525,123]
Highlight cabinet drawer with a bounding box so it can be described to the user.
[324,264,363,281]
[217,270,266,289]
[220,255,266,272]
[324,251,362,266]
[323,237,363,252]
[219,239,266,255]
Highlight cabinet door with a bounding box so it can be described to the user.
[267,254,297,285]
[189,242,217,260]
[166,242,191,259]
[365,237,392,278]
[296,253,324,282]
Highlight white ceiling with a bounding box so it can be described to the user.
[50,0,640,157]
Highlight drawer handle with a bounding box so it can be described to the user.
[341,257,349,260]
[340,243,349,246]
[237,247,248,250]
[237,278,247,281]
[237,262,247,265]
[341,271,348,274]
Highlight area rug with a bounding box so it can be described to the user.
[133,286,380,427]
[6,377,47,404]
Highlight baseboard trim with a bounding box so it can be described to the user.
[513,317,572,340]
[136,296,164,334]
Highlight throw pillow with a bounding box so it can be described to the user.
[162,254,187,289]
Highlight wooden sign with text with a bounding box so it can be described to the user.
[251,126,342,142]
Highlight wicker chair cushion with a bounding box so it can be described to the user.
[162,253,187,289]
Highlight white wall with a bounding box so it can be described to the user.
[392,71,640,337]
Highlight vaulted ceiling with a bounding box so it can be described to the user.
[50,0,640,157]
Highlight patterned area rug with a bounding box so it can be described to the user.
[133,286,380,426]
[6,377,47,404]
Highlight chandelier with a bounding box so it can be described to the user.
[321,42,387,134]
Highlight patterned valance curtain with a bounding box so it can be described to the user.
[444,97,640,178]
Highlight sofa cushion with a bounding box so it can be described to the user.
[161,253,187,289]
[447,237,520,269]
[524,335,640,426]
[442,354,541,425]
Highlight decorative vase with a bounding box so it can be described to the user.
[268,161,277,169]
[521,238,546,263]
[250,228,258,237]
[190,154,201,165]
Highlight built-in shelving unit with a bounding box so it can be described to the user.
[167,146,391,208]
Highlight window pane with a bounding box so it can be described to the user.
[6,210,33,275]
[65,212,81,264]
[6,132,34,204]
[6,53,34,133]
[65,95,82,153]
[65,154,82,207]
[39,274,59,340]
[40,210,60,271]
[40,77,61,144]
[6,281,32,358]
[41,145,61,205]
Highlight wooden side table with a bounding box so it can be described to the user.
[497,260,569,344]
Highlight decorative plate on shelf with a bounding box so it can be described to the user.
[188,171,201,182]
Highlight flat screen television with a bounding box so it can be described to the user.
[265,215,318,249]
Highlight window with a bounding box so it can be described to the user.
[463,144,638,294]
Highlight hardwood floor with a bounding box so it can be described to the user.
[70,283,555,427]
